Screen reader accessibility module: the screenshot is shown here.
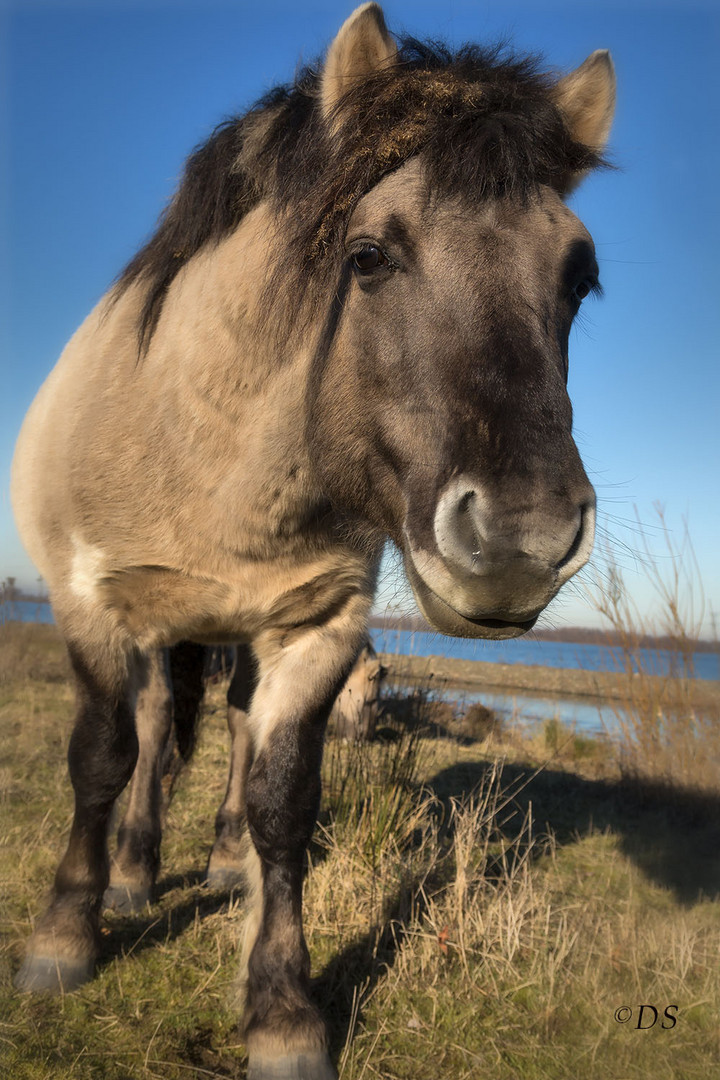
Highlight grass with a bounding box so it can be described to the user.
[2,618,719,1079]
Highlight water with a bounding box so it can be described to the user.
[6,601,716,737]
[369,627,718,737]
[2,599,54,625]
[371,627,720,681]
[410,684,623,738]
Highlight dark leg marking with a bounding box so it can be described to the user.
[244,716,336,1076]
[16,644,142,992]
[237,596,375,1079]
[164,640,208,796]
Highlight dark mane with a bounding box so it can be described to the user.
[117,39,606,351]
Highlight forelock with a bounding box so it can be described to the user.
[117,37,606,350]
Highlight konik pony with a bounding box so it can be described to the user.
[12,5,615,1077]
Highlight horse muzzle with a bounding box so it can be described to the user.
[403,475,596,639]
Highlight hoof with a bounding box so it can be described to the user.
[15,954,94,994]
[205,866,246,891]
[247,1051,338,1080]
[103,883,151,914]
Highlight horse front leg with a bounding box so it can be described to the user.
[16,636,143,993]
[241,605,368,1080]
[206,644,258,889]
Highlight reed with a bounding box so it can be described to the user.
[589,507,719,794]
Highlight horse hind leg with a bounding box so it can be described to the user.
[206,643,258,890]
[104,649,173,913]
[165,640,208,790]
[104,641,206,912]
[16,631,142,993]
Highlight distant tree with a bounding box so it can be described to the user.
[2,577,18,601]
[1,577,19,622]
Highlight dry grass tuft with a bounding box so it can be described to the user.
[589,507,719,794]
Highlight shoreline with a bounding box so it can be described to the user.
[379,651,720,707]
[2,621,717,709]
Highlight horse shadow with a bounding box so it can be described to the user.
[96,869,231,973]
[314,753,720,1057]
[97,744,720,1065]
[427,757,720,903]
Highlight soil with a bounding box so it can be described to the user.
[379,651,720,707]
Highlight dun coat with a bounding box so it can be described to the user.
[12,5,615,1078]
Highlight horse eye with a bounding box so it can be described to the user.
[573,279,593,302]
[352,245,387,273]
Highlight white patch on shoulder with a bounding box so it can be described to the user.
[69,535,107,601]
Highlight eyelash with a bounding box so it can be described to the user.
[573,277,602,303]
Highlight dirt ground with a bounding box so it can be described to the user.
[380,651,720,707]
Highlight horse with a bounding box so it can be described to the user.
[104,639,387,911]
[11,5,615,1077]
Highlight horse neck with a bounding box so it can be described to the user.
[128,207,327,525]
[148,206,313,425]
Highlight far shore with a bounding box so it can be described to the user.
[2,619,717,709]
[380,651,720,707]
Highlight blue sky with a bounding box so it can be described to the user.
[1,0,718,633]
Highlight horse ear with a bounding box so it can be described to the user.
[321,3,398,124]
[553,50,616,187]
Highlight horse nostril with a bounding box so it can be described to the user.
[434,483,486,571]
[457,489,482,557]
[555,501,594,572]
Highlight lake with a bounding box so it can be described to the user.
[369,628,718,737]
[383,678,622,738]
[5,600,716,737]
[370,627,719,681]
